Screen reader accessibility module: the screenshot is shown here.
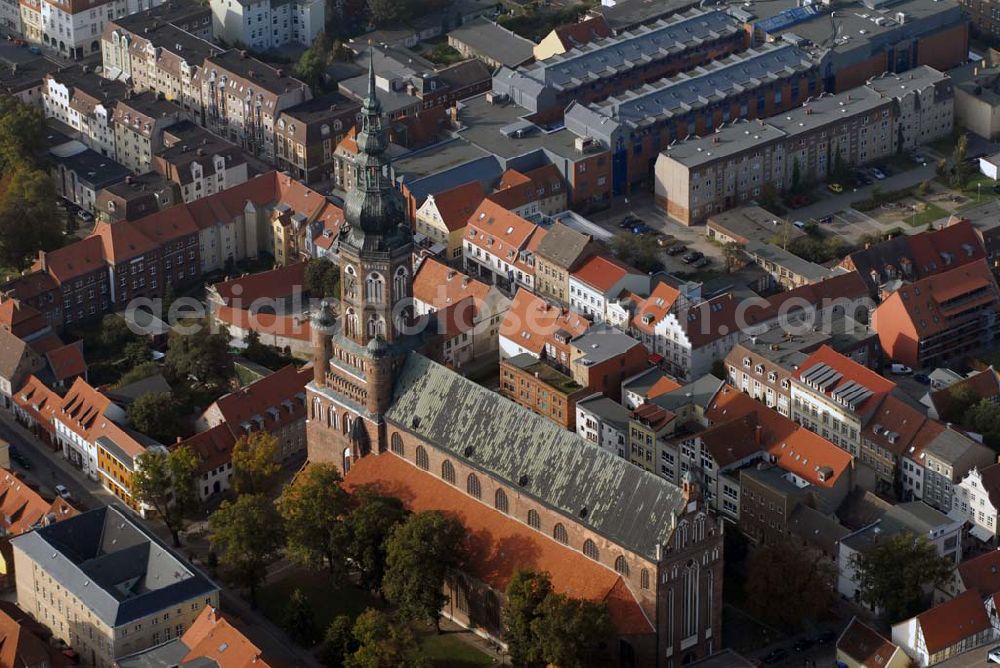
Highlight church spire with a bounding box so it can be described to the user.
[342,45,407,251]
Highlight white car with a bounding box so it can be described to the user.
[987,646,1000,664]
[889,363,913,375]
[871,167,887,180]
[54,484,72,501]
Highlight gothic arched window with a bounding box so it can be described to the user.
[494,488,508,514]
[393,266,408,300]
[416,446,429,470]
[441,460,455,484]
[345,308,358,339]
[527,509,540,529]
[343,264,357,299]
[390,432,404,455]
[553,523,568,545]
[584,539,599,561]
[615,555,629,576]
[641,569,650,590]
[366,272,385,303]
[467,473,481,499]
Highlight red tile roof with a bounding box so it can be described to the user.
[957,549,1000,598]
[45,342,86,383]
[465,200,540,259]
[500,289,590,356]
[698,415,763,467]
[342,453,653,635]
[796,345,896,415]
[413,258,491,311]
[212,263,308,306]
[423,180,486,233]
[56,378,114,441]
[551,15,613,50]
[917,589,991,655]
[837,617,901,668]
[177,424,237,474]
[632,282,680,334]
[928,368,1000,419]
[0,601,67,668]
[214,306,313,342]
[647,376,682,399]
[12,375,59,433]
[33,236,106,284]
[0,468,76,534]
[865,395,927,456]
[0,299,47,339]
[572,255,635,294]
[209,365,311,438]
[487,164,564,211]
[181,606,273,668]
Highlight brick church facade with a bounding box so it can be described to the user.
[305,56,724,667]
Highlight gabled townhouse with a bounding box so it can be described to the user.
[921,426,996,514]
[837,617,911,668]
[533,221,596,305]
[569,255,649,323]
[11,375,60,447]
[195,365,311,463]
[627,400,679,474]
[463,199,545,293]
[0,329,45,412]
[498,289,590,363]
[941,550,1000,602]
[414,181,485,264]
[892,589,996,666]
[486,164,567,219]
[175,424,236,502]
[861,395,929,491]
[952,463,1000,545]
[44,67,127,157]
[92,417,161,510]
[412,258,510,367]
[274,93,361,184]
[111,91,186,173]
[152,121,250,203]
[52,377,126,480]
[500,353,589,430]
[873,259,1000,370]
[575,394,631,458]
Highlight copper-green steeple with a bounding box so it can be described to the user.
[342,50,408,252]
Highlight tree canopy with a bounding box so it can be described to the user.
[127,392,179,444]
[231,431,282,496]
[963,399,1000,449]
[610,232,662,274]
[503,569,554,667]
[344,487,408,592]
[164,320,233,388]
[131,445,200,547]
[209,493,285,606]
[744,541,837,630]
[852,533,954,622]
[345,609,427,668]
[382,511,466,631]
[277,463,352,575]
[530,592,612,668]
[305,257,340,298]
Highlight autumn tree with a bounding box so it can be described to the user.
[319,615,358,667]
[164,321,233,388]
[276,463,352,575]
[852,533,954,622]
[282,588,317,646]
[232,431,282,495]
[131,446,201,547]
[343,487,408,592]
[382,511,466,632]
[504,569,553,667]
[346,609,427,668]
[744,541,837,630]
[208,493,284,607]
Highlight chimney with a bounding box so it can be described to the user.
[754,424,762,444]
[37,250,46,272]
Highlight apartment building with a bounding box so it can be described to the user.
[500,353,589,430]
[492,8,745,116]
[921,427,995,514]
[498,288,590,362]
[199,49,311,162]
[95,172,179,223]
[654,66,953,225]
[274,93,360,183]
[112,91,186,172]
[12,506,220,668]
[101,3,218,114]
[569,255,649,322]
[487,164,567,219]
[575,394,630,458]
[569,43,819,196]
[44,67,128,157]
[874,259,1000,369]
[210,0,323,50]
[152,121,249,202]
[29,0,167,60]
[414,181,486,263]
[534,221,595,305]
[50,146,131,213]
[462,199,545,293]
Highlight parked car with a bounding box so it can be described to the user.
[656,234,677,248]
[631,223,653,235]
[54,484,72,501]
[620,214,641,229]
[889,363,913,375]
[682,251,703,264]
[914,373,931,385]
[827,183,843,193]
[667,244,687,256]
[762,648,788,664]
[76,210,94,223]
[691,257,710,269]
[818,215,834,224]
[793,220,806,230]
[870,167,887,180]
[987,646,1000,664]
[28,45,40,54]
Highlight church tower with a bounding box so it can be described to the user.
[306,52,414,471]
[338,54,413,347]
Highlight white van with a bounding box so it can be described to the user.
[889,364,913,375]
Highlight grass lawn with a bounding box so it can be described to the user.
[418,632,494,667]
[906,202,948,227]
[258,568,382,639]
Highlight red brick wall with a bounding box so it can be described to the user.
[834,53,889,92]
[917,23,969,72]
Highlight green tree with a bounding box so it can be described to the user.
[745,541,836,630]
[963,400,1000,448]
[504,569,553,668]
[319,615,358,667]
[164,320,233,388]
[99,313,139,349]
[305,257,340,298]
[609,232,662,274]
[344,487,408,592]
[939,382,980,424]
[277,463,352,575]
[722,242,745,273]
[232,431,282,495]
[531,593,612,668]
[346,609,427,668]
[131,445,200,547]
[127,392,178,443]
[0,167,64,269]
[123,339,151,368]
[0,95,45,171]
[367,0,405,26]
[114,361,160,389]
[382,511,466,632]
[282,588,317,646]
[952,133,970,189]
[209,493,285,607]
[852,533,954,621]
[294,40,329,91]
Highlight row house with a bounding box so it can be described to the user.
[486,164,567,220]
[892,589,996,666]
[498,288,590,364]
[199,49,311,163]
[952,463,1000,544]
[837,618,910,668]
[28,0,167,60]
[274,93,360,184]
[414,180,486,264]
[533,221,596,305]
[95,172,180,223]
[569,254,649,323]
[462,199,546,294]
[112,90,186,173]
[152,121,250,203]
[920,427,995,515]
[412,258,510,368]
[654,66,952,225]
[873,259,1000,370]
[500,353,589,430]
[194,365,311,464]
[575,394,630,459]
[44,66,127,157]
[52,377,126,480]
